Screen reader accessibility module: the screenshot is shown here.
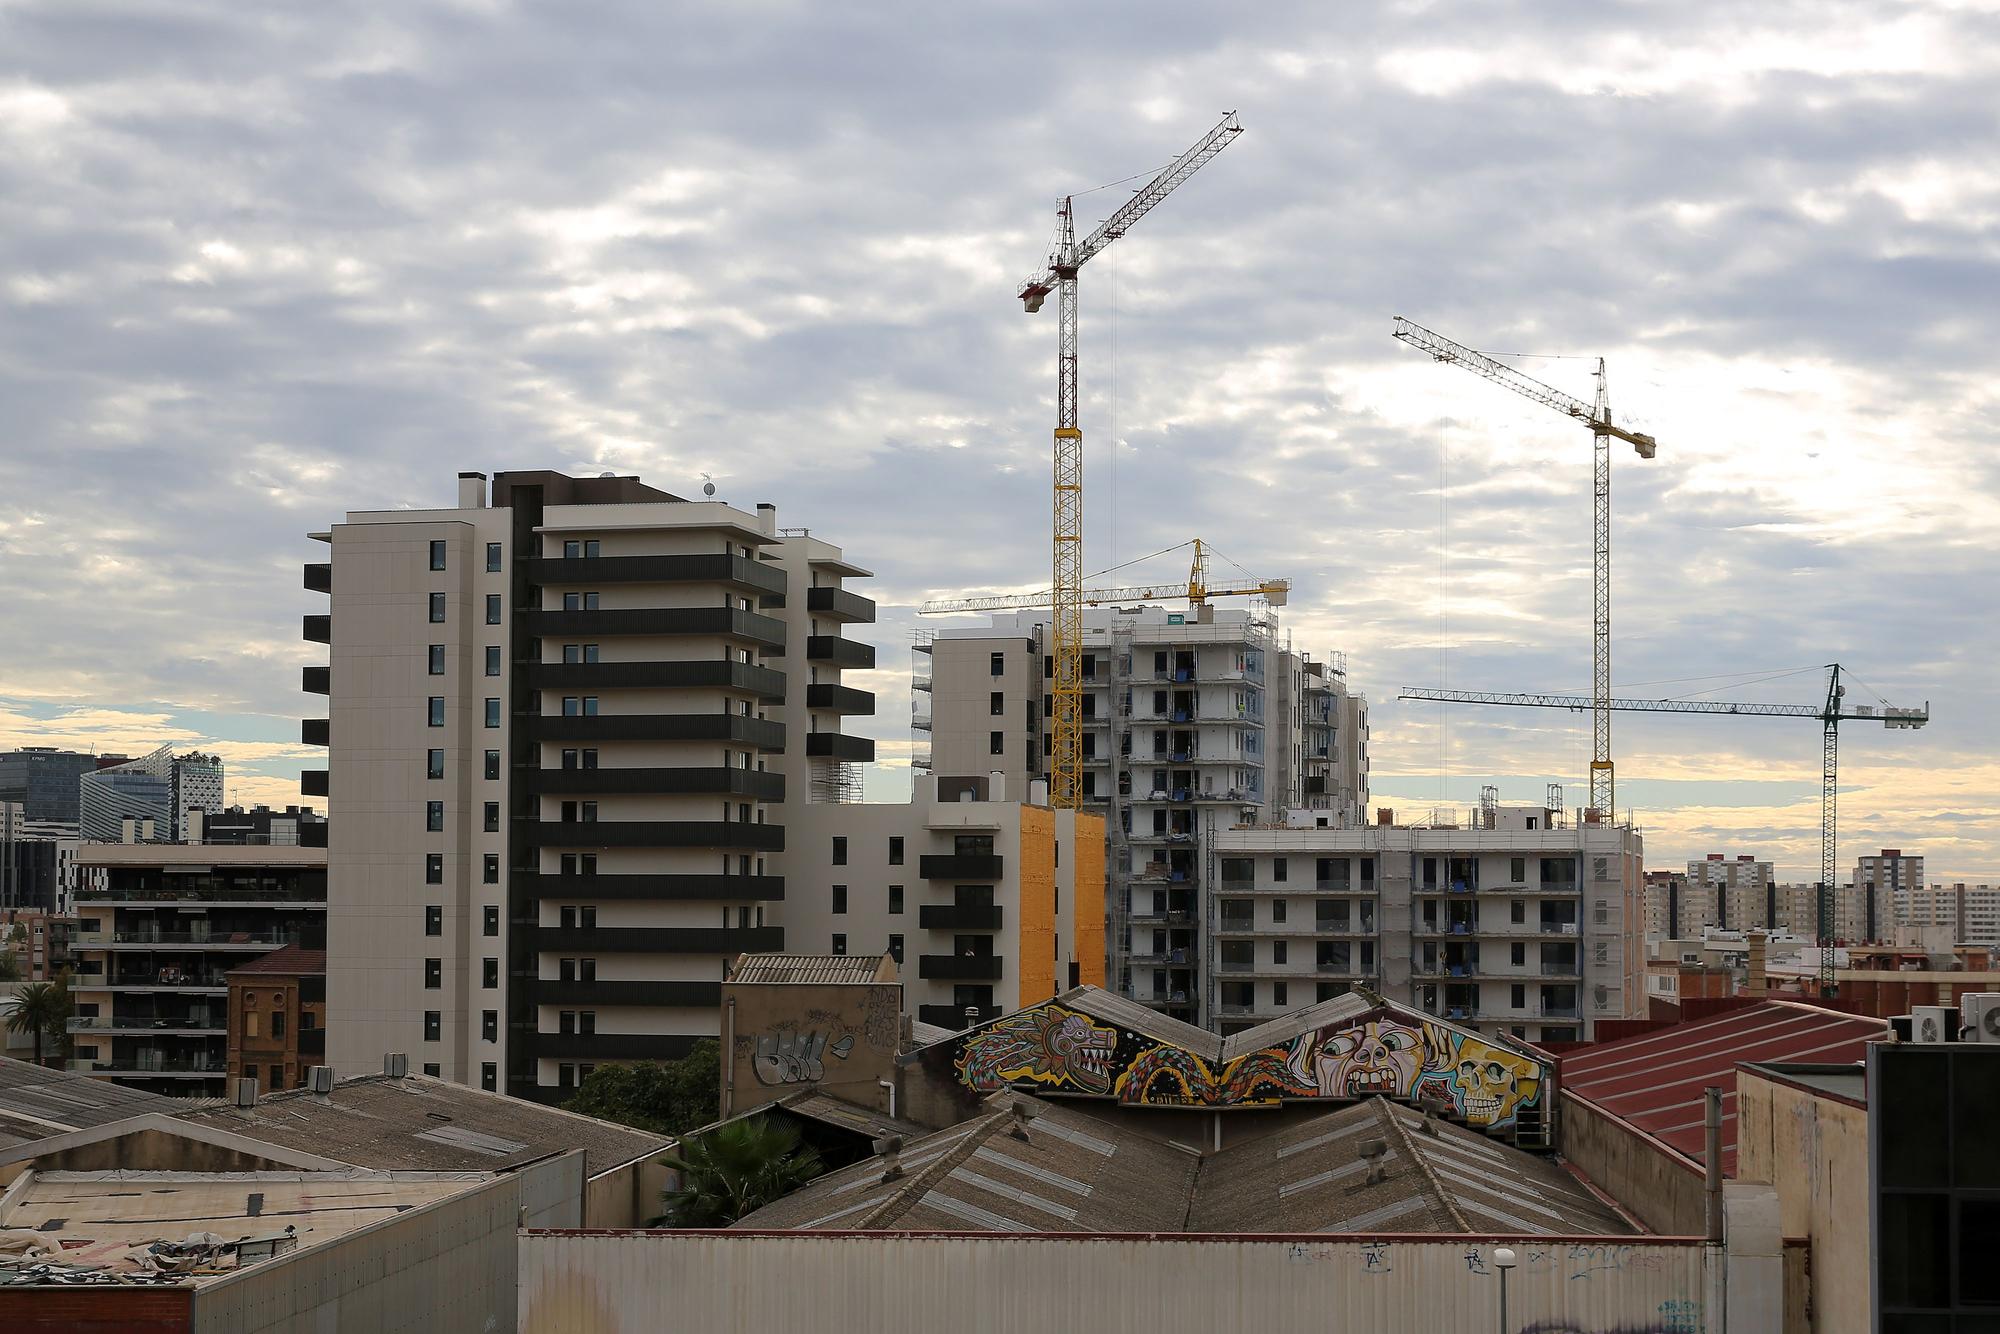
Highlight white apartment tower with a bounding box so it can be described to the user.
[305,470,875,1100]
[918,603,1365,1026]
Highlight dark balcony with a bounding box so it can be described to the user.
[301,768,328,798]
[805,683,875,715]
[918,904,1004,931]
[530,925,784,955]
[302,614,331,644]
[302,665,329,695]
[298,1027,326,1055]
[302,562,331,594]
[532,1032,709,1061]
[918,953,1004,981]
[532,979,724,1008]
[300,718,329,747]
[530,767,784,802]
[917,1004,1001,1030]
[1304,776,1327,795]
[524,606,785,649]
[805,635,874,669]
[525,660,787,700]
[919,854,1004,880]
[517,820,785,852]
[524,553,786,597]
[806,587,876,624]
[522,714,785,750]
[805,732,875,763]
[518,871,784,902]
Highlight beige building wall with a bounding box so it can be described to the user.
[1735,1066,1871,1334]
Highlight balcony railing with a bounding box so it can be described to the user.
[1539,922,1580,935]
[917,1004,1000,1030]
[918,904,1003,931]
[107,930,301,947]
[917,954,1004,981]
[918,854,1003,880]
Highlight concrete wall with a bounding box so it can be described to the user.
[0,1128,298,1184]
[583,1153,675,1229]
[520,1232,1711,1334]
[1560,1092,1708,1236]
[1736,1069,1870,1334]
[719,979,901,1119]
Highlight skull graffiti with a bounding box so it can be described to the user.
[1449,1049,1541,1125]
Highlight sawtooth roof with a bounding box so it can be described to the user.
[0,1055,177,1150]
[729,952,896,985]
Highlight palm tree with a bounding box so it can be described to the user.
[4,979,70,1069]
[655,1115,824,1226]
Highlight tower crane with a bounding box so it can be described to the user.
[919,539,1288,616]
[1392,316,1659,821]
[1019,113,1244,809]
[1399,665,1930,995]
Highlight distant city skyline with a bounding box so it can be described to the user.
[0,3,1991,879]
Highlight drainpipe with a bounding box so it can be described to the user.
[1704,1084,1727,1330]
[878,1078,896,1119]
[722,997,736,1118]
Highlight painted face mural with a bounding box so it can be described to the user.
[1444,1048,1542,1126]
[1292,1019,1423,1098]
[955,1005,1120,1094]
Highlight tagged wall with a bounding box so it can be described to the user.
[947,1001,1547,1129]
[721,980,902,1117]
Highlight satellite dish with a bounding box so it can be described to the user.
[599,471,616,479]
[702,472,716,498]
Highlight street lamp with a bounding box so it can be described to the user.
[1493,1246,1518,1334]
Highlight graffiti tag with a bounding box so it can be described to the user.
[753,1029,856,1085]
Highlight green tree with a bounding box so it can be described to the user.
[655,1115,823,1226]
[563,1039,720,1136]
[5,978,71,1069]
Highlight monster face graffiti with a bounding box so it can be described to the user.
[1293,1019,1423,1097]
[955,1005,1120,1094]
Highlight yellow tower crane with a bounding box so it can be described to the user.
[920,540,1288,616]
[1018,113,1244,809]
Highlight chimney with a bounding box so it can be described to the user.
[1747,930,1768,999]
[187,808,205,845]
[1028,778,1049,807]
[988,771,1005,803]
[756,502,777,536]
[234,1075,259,1107]
[458,471,487,509]
[1376,807,1394,827]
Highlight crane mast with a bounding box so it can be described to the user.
[1400,667,1929,996]
[1020,114,1243,808]
[1393,317,1657,821]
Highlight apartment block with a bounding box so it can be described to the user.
[1773,880,1893,944]
[1900,883,2000,944]
[1859,847,1924,904]
[226,943,326,1095]
[919,604,1364,1026]
[1684,854,1778,931]
[1208,802,1643,1043]
[776,774,1105,1030]
[69,843,326,1095]
[307,470,875,1102]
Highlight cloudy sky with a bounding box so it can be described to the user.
[1,1,1993,881]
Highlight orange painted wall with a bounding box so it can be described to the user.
[1071,811,1106,988]
[1018,806,1057,1005]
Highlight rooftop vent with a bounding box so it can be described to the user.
[383,1052,409,1078]
[233,1075,258,1108]
[875,1134,905,1183]
[308,1066,335,1095]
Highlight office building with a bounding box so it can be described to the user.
[306,469,874,1101]
[0,747,99,823]
[69,843,326,1096]
[77,746,173,842]
[774,773,1105,1031]
[1207,800,1644,1042]
[0,802,77,912]
[172,750,225,839]
[918,603,1364,1024]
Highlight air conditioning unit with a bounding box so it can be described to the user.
[1960,993,2000,1044]
[1912,1005,1956,1044]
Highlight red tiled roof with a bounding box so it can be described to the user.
[226,945,325,977]
[1558,1001,1884,1174]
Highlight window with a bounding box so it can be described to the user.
[485,594,502,625]
[485,645,501,676]
[429,539,447,570]
[481,1063,497,1092]
[484,698,500,728]
[579,1011,596,1036]
[1511,856,1526,884]
[482,1010,498,1042]
[484,905,499,935]
[888,836,903,866]
[424,1011,441,1041]
[561,539,602,559]
[562,748,578,769]
[1511,900,1526,924]
[1511,942,1526,966]
[1273,981,1289,1007]
[245,1011,260,1038]
[486,542,502,572]
[831,933,847,955]
[423,1062,442,1077]
[889,884,903,915]
[484,749,501,780]
[990,691,1004,716]
[483,855,499,885]
[426,800,444,831]
[888,934,904,964]
[428,644,446,675]
[559,958,575,983]
[558,1064,575,1088]
[424,959,441,989]
[990,731,1004,755]
[1273,941,1288,965]
[562,591,602,611]
[1273,857,1289,883]
[580,958,596,983]
[1512,984,1527,1009]
[427,749,445,780]
[426,853,443,884]
[425,906,442,936]
[1272,899,1287,923]
[429,592,446,623]
[428,697,446,727]
[482,958,498,989]
[483,801,500,833]
[990,651,1005,676]
[831,837,847,866]
[832,885,848,915]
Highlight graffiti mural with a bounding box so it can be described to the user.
[947,1002,1547,1129]
[955,1004,1120,1094]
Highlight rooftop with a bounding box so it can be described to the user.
[226,944,325,977]
[77,843,326,868]
[0,1055,176,1151]
[729,952,896,985]
[1558,1001,1885,1173]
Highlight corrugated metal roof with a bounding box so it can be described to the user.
[0,1056,177,1149]
[1559,1000,1885,1173]
[729,953,894,985]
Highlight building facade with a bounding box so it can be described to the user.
[78,747,174,843]
[308,470,875,1101]
[0,802,77,912]
[775,774,1105,1031]
[1900,882,2000,944]
[1858,847,1923,909]
[69,843,326,1095]
[918,604,1364,1026]
[1683,854,1778,932]
[0,748,100,823]
[1208,802,1643,1042]
[193,804,328,847]
[226,944,326,1094]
